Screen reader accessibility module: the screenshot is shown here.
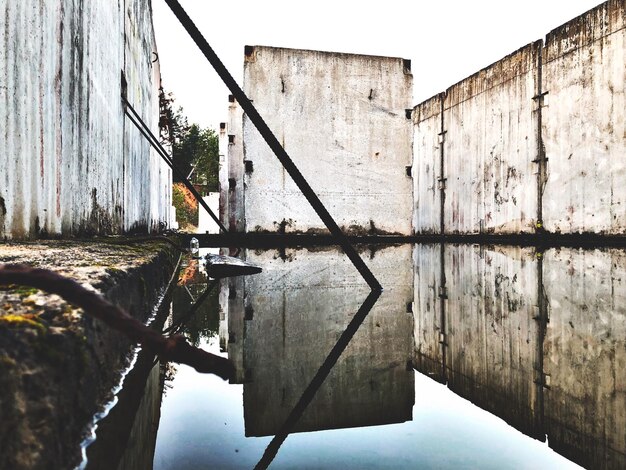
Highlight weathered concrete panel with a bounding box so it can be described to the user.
[412,96,443,234]
[227,97,245,232]
[543,247,626,469]
[197,193,220,234]
[0,0,170,239]
[243,46,413,235]
[218,121,229,228]
[443,44,541,234]
[239,245,414,436]
[542,1,626,234]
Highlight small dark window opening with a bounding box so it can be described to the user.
[228,94,235,103]
[403,59,411,73]
[244,160,254,174]
[406,166,412,178]
[245,306,254,321]
[228,178,236,190]
[228,134,235,144]
[120,71,128,101]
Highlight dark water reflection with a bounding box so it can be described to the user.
[84,244,626,469]
[414,244,626,470]
[238,246,414,440]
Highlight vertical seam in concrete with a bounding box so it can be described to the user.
[534,251,547,438]
[535,41,547,231]
[439,93,446,235]
[439,242,447,382]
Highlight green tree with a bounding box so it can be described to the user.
[159,87,219,192]
[159,87,220,229]
[173,124,219,192]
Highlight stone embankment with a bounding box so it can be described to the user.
[0,239,179,470]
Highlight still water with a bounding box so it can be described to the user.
[85,244,626,469]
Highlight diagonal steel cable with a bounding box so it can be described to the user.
[162,0,382,292]
[254,288,382,469]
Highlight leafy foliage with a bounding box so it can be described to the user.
[173,125,219,191]
[160,87,220,229]
[172,183,198,230]
[159,87,219,191]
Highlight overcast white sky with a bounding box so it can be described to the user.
[152,0,601,130]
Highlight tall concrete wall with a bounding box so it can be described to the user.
[542,1,626,234]
[241,46,413,235]
[0,0,171,239]
[236,246,414,436]
[413,244,626,469]
[227,96,244,232]
[412,96,443,234]
[413,0,625,235]
[443,44,541,234]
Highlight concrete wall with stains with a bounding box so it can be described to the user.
[0,0,171,239]
[242,46,413,235]
[413,243,626,469]
[443,44,541,234]
[413,0,625,235]
[227,96,245,232]
[238,245,414,436]
[412,96,443,234]
[542,1,626,234]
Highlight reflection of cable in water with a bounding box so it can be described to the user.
[163,279,219,336]
[254,289,382,470]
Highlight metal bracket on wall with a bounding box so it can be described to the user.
[163,0,381,291]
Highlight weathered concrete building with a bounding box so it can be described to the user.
[223,2,623,238]
[414,44,541,235]
[413,0,625,235]
[413,243,626,469]
[1,0,171,239]
[238,46,414,236]
[217,96,245,233]
[542,2,626,234]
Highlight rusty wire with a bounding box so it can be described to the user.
[0,264,234,380]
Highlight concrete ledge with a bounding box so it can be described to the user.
[0,239,179,470]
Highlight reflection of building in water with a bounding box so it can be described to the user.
[413,244,626,470]
[219,275,246,383]
[543,248,626,469]
[414,244,542,437]
[85,344,165,470]
[221,245,414,437]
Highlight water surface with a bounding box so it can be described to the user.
[87,244,626,469]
